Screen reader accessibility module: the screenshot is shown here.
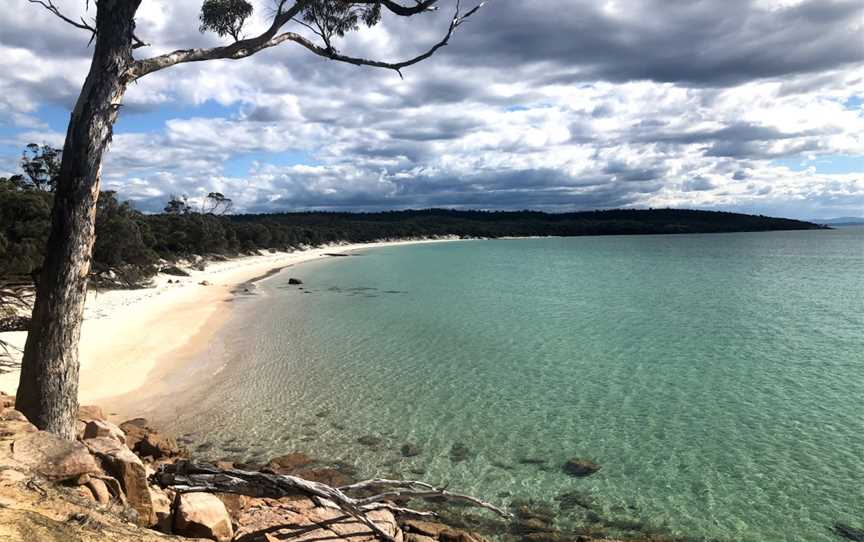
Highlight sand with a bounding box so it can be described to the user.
[0,239,456,405]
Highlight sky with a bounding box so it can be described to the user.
[0,0,862,219]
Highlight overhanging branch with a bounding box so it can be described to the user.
[27,0,96,35]
[129,0,487,81]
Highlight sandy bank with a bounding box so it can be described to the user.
[0,238,460,405]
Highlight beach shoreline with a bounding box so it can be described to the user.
[0,237,464,408]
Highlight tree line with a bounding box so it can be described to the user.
[1,145,823,286]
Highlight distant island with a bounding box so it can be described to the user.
[0,183,826,286]
[809,217,864,226]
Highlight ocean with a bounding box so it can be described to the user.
[152,228,864,541]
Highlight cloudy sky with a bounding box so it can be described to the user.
[1,0,862,219]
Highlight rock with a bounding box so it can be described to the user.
[86,478,112,505]
[449,442,472,463]
[161,265,190,277]
[562,458,601,477]
[295,467,354,487]
[199,281,211,286]
[215,492,246,522]
[77,405,106,423]
[288,278,303,285]
[400,443,422,457]
[236,496,401,542]
[357,435,383,447]
[84,437,156,527]
[0,469,28,486]
[265,452,312,474]
[0,409,28,423]
[174,492,234,542]
[0,392,15,409]
[835,524,864,542]
[150,487,173,533]
[74,485,96,502]
[406,534,437,542]
[136,432,180,459]
[83,420,126,445]
[11,431,99,482]
[402,520,449,538]
[402,520,488,542]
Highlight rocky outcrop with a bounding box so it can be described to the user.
[83,420,126,445]
[174,492,234,542]
[84,436,156,526]
[119,418,184,460]
[11,430,99,482]
[234,495,401,542]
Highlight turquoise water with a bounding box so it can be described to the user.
[153,229,863,541]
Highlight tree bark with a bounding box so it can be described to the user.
[16,0,141,439]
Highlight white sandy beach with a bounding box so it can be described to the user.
[0,239,456,406]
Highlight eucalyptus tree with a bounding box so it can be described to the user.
[18,0,487,438]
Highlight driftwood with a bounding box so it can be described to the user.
[155,462,511,542]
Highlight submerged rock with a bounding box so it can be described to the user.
[562,458,601,477]
[836,524,864,542]
[401,443,422,457]
[449,442,472,463]
[265,452,312,474]
[357,435,383,447]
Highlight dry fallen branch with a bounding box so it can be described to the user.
[155,462,512,542]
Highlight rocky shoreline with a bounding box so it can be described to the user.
[0,391,724,542]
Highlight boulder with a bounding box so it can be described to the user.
[236,495,401,542]
[136,432,181,459]
[83,420,126,445]
[562,458,601,478]
[161,265,190,277]
[84,437,156,527]
[150,487,173,533]
[265,452,312,474]
[288,278,303,285]
[86,477,112,505]
[118,419,181,459]
[0,409,28,423]
[174,492,234,542]
[77,405,106,423]
[11,431,99,482]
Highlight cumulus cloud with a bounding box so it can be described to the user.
[0,0,862,219]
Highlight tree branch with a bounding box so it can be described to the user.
[129,0,485,81]
[27,0,96,35]
[154,462,511,542]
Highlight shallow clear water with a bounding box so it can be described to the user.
[153,228,863,541]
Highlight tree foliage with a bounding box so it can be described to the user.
[16,143,62,192]
[199,0,254,41]
[298,0,383,50]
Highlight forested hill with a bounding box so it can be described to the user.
[234,208,822,239]
[0,182,823,285]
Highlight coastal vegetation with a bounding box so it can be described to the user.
[1,166,823,285]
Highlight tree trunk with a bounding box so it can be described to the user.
[16,0,142,439]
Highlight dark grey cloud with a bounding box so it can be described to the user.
[448,0,864,87]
